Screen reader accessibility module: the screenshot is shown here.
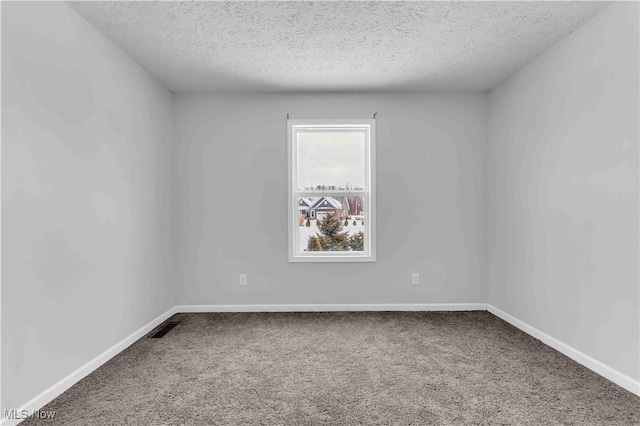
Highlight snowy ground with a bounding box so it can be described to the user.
[298,219,365,250]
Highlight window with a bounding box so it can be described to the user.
[288,119,376,262]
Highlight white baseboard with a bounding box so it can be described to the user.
[175,303,488,313]
[487,304,640,397]
[1,306,178,426]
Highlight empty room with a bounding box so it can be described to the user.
[1,1,639,424]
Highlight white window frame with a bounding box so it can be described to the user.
[288,119,376,262]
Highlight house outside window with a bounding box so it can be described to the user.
[288,119,376,262]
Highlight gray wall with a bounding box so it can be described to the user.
[2,2,176,411]
[174,93,487,305]
[487,2,639,382]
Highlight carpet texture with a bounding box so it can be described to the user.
[23,312,640,425]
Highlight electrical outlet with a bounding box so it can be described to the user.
[412,273,420,285]
[239,274,247,285]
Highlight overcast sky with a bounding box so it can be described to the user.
[296,131,365,189]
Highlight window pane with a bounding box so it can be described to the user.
[296,130,366,191]
[296,195,366,253]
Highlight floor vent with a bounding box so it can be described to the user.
[150,322,180,338]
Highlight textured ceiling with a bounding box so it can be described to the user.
[67,1,610,93]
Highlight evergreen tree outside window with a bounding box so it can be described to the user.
[288,119,376,262]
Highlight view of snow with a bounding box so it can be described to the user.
[298,219,365,252]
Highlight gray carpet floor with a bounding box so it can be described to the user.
[23,311,640,425]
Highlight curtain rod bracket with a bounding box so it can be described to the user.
[287,113,290,119]
[373,112,378,119]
